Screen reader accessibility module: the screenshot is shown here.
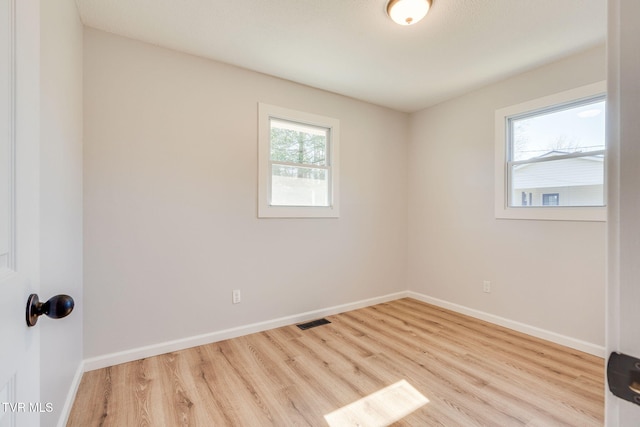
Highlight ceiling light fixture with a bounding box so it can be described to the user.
[386,0,432,26]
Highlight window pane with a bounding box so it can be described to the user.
[510,99,605,161]
[542,193,560,206]
[510,155,604,207]
[271,165,329,207]
[270,118,328,166]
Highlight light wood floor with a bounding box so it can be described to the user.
[68,298,604,426]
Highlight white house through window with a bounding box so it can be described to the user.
[507,97,605,208]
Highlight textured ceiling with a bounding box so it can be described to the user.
[75,0,606,113]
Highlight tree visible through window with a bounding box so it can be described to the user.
[269,118,331,207]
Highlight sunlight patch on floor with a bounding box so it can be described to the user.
[324,379,429,427]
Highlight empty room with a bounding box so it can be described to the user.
[2,0,640,426]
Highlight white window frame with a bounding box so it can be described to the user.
[494,81,607,221]
[258,103,340,218]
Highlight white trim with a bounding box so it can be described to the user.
[0,0,17,274]
[407,291,605,357]
[8,0,16,272]
[494,81,607,221]
[56,361,85,427]
[83,291,408,371]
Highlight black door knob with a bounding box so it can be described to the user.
[26,294,74,327]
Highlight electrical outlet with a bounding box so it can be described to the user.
[483,281,491,293]
[232,289,241,304]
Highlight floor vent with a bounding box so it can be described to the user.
[296,318,331,330]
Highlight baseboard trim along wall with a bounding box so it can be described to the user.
[57,361,85,427]
[83,290,605,373]
[407,291,605,358]
[83,291,410,372]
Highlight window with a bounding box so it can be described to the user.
[258,103,340,218]
[494,81,606,221]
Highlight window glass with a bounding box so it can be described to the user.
[269,118,330,207]
[507,98,605,208]
[510,100,605,161]
[270,165,329,207]
[270,119,328,166]
[509,153,604,207]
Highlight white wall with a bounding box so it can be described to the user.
[83,29,409,359]
[407,46,606,348]
[83,27,607,363]
[39,0,83,424]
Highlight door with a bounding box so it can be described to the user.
[0,0,41,426]
[606,0,640,425]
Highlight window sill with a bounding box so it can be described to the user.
[495,205,606,222]
[258,204,340,219]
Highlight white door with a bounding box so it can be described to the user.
[606,0,640,425]
[0,0,41,426]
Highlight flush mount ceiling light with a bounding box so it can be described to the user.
[386,0,432,26]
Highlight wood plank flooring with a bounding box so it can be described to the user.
[68,298,604,426]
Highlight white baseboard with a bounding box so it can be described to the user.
[56,360,85,427]
[83,289,604,372]
[83,291,409,372]
[407,291,605,358]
